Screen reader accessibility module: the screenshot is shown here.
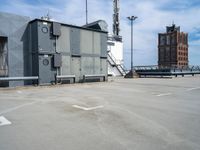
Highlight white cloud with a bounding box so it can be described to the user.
[1,0,199,67]
[119,0,200,67]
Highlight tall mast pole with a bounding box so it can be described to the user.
[86,0,88,24]
[113,0,120,36]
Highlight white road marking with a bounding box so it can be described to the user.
[17,91,22,94]
[0,116,12,127]
[156,93,172,97]
[72,105,104,111]
[186,87,200,91]
[0,101,38,115]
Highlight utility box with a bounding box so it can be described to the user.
[29,19,108,85]
[54,53,62,68]
[29,20,57,85]
[52,22,61,36]
[38,55,56,84]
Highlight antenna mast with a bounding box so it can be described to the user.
[86,0,88,24]
[41,10,51,21]
[113,0,120,36]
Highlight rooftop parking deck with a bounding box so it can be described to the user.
[0,76,200,150]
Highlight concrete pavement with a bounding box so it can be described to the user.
[0,76,200,150]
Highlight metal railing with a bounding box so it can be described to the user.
[107,52,126,76]
[134,65,200,77]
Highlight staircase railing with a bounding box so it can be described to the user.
[107,52,126,76]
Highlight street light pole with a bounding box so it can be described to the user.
[131,19,133,70]
[127,16,137,71]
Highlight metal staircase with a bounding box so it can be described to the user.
[107,52,126,76]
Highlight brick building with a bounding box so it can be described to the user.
[158,24,188,68]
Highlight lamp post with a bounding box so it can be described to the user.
[127,16,137,72]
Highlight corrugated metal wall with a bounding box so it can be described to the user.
[29,20,108,84]
[55,23,108,83]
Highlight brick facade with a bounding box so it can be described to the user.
[158,24,188,68]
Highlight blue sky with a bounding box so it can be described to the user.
[0,0,200,68]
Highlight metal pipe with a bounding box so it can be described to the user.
[0,76,39,81]
[83,74,106,78]
[56,75,75,79]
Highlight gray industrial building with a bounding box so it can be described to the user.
[0,12,108,87]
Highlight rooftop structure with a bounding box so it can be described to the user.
[0,12,108,87]
[107,0,125,76]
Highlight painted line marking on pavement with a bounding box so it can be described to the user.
[17,91,23,94]
[0,101,38,115]
[72,105,104,111]
[156,93,172,97]
[0,116,12,127]
[186,87,200,92]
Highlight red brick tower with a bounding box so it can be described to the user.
[158,24,188,68]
